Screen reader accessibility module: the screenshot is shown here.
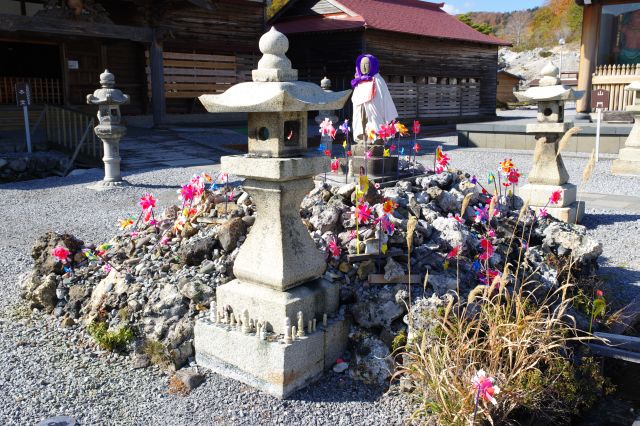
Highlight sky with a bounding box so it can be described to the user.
[441,0,545,14]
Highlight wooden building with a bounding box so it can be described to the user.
[0,0,265,125]
[575,0,640,113]
[496,70,523,104]
[270,0,510,122]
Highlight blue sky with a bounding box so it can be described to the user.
[441,0,545,14]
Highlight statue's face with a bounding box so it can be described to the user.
[360,57,370,75]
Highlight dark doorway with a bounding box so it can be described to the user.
[0,41,61,79]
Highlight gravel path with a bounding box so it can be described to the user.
[0,166,408,426]
[1,136,639,425]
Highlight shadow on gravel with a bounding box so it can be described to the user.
[287,373,387,403]
[582,213,640,229]
[598,265,640,286]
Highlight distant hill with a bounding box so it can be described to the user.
[463,0,582,50]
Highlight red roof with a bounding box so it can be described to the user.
[273,0,510,46]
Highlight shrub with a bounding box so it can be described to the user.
[143,339,173,368]
[396,283,609,425]
[87,322,134,352]
[539,50,553,58]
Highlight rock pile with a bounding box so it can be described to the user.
[22,169,603,384]
[0,151,69,182]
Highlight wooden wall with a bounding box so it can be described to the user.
[63,38,146,115]
[496,73,520,103]
[285,28,499,120]
[365,30,498,117]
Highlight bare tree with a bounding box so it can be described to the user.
[504,11,531,47]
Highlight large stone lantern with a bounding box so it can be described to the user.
[194,27,351,398]
[612,81,640,175]
[86,70,130,189]
[515,63,585,223]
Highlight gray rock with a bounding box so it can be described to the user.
[349,330,393,386]
[174,368,205,391]
[310,204,341,234]
[542,222,603,266]
[427,272,458,296]
[383,258,404,282]
[431,217,471,251]
[179,236,216,266]
[350,288,404,329]
[217,217,246,252]
[8,158,28,172]
[21,272,58,311]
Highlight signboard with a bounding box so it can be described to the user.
[591,89,610,110]
[68,60,79,70]
[15,82,31,107]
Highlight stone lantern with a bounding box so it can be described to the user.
[195,27,351,398]
[515,62,585,223]
[86,70,130,189]
[612,81,640,175]
[315,76,339,124]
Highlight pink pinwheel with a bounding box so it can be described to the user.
[472,370,500,406]
[549,190,562,205]
[365,150,373,159]
[327,238,341,259]
[413,143,420,153]
[52,246,70,264]
[538,207,549,218]
[354,203,372,224]
[473,204,489,223]
[478,238,495,261]
[139,193,157,211]
[160,235,170,246]
[390,143,396,152]
[330,158,340,173]
[179,184,196,203]
[446,245,461,259]
[378,214,395,234]
[319,118,336,139]
[412,120,420,135]
[507,168,521,185]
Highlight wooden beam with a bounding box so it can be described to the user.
[149,30,166,127]
[0,13,153,43]
[368,274,422,285]
[576,3,601,113]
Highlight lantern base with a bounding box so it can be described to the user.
[87,179,130,191]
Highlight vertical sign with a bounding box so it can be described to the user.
[15,83,32,153]
[591,90,610,162]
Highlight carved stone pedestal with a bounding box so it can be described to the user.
[351,141,398,179]
[612,102,640,176]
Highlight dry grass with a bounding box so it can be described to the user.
[556,126,581,158]
[168,375,190,396]
[532,137,547,164]
[582,149,596,185]
[396,282,605,425]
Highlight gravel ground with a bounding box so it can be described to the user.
[0,166,408,426]
[1,136,638,425]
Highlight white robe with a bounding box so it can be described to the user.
[352,73,398,141]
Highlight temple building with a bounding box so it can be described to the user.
[575,0,640,114]
[269,0,511,123]
[0,0,265,125]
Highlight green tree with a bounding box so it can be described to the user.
[458,12,494,35]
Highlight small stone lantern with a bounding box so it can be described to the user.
[612,81,640,175]
[86,70,130,189]
[515,62,585,223]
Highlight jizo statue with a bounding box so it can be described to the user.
[351,54,398,142]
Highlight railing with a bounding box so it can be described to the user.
[387,80,481,119]
[45,105,101,166]
[0,77,63,105]
[592,64,640,111]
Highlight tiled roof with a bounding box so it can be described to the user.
[273,0,511,46]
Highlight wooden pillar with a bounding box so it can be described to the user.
[59,42,70,106]
[149,29,166,127]
[576,3,601,113]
